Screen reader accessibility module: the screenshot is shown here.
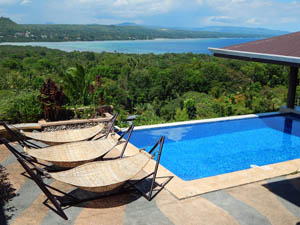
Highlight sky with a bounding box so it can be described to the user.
[0,0,299,31]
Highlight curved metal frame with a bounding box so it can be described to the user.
[0,135,167,220]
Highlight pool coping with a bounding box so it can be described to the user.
[123,111,300,200]
[134,111,280,130]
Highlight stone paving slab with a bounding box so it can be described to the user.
[1,143,300,225]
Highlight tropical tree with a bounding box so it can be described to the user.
[63,64,92,106]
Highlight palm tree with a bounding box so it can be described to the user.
[63,64,92,106]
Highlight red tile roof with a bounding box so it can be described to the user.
[209,31,300,67]
[224,31,300,58]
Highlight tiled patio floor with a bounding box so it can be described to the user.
[1,143,300,225]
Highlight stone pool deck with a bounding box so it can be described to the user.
[1,142,300,225]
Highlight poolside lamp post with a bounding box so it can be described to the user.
[209,31,300,110]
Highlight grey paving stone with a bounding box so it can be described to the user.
[124,193,173,225]
[266,176,300,219]
[6,178,54,225]
[202,190,272,225]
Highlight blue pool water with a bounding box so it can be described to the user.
[128,113,300,181]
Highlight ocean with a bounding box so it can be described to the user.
[0,38,259,54]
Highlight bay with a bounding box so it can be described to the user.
[0,38,259,54]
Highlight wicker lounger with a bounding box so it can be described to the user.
[24,124,134,168]
[0,113,118,147]
[22,124,105,145]
[0,137,167,220]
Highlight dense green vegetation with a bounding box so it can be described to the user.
[0,45,290,125]
[0,17,265,43]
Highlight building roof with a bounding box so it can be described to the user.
[209,31,300,67]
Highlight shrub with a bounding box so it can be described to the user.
[174,108,189,121]
[0,90,42,123]
[184,98,197,119]
[135,110,165,126]
[160,98,183,121]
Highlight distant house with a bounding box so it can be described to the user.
[127,115,138,121]
[126,115,138,125]
[25,31,30,37]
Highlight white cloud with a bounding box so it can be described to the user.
[113,0,129,7]
[2,0,300,31]
[0,0,18,4]
[201,0,300,30]
[20,0,30,4]
[195,0,203,5]
[62,0,179,18]
[42,0,177,24]
[0,0,30,5]
[205,0,272,14]
[246,18,259,25]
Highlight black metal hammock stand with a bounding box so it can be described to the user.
[0,136,172,220]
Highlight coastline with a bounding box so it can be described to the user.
[0,36,263,44]
[0,37,260,54]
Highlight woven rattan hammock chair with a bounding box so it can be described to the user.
[0,137,167,220]
[24,124,134,168]
[0,113,118,147]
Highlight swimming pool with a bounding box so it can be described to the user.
[129,113,300,181]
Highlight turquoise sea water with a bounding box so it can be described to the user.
[129,113,300,181]
[0,38,259,54]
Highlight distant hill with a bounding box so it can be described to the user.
[0,17,17,26]
[0,17,273,43]
[117,22,138,26]
[188,26,289,37]
[0,17,20,31]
